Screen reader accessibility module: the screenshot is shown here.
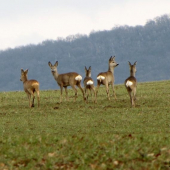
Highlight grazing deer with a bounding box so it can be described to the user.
[96,56,119,100]
[20,69,40,107]
[83,66,97,103]
[48,61,86,102]
[125,61,137,107]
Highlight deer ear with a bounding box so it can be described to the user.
[128,61,132,66]
[134,61,137,65]
[110,56,115,61]
[25,69,28,74]
[48,61,52,67]
[54,61,58,67]
[89,66,91,70]
[21,68,24,73]
[85,66,87,71]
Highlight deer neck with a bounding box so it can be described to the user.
[22,76,28,84]
[52,70,59,80]
[86,73,91,77]
[108,66,114,74]
[130,70,135,77]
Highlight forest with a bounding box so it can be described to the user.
[0,14,170,91]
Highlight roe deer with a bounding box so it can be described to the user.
[20,69,40,107]
[96,56,119,100]
[83,66,96,103]
[124,61,137,107]
[48,61,86,102]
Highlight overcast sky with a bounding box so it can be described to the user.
[0,0,170,50]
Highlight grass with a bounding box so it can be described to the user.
[0,80,170,169]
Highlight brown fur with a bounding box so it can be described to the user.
[125,61,137,107]
[48,61,85,102]
[83,66,96,103]
[20,69,40,107]
[96,56,119,100]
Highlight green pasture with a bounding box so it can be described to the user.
[0,81,170,169]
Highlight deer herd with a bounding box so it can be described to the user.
[20,56,137,108]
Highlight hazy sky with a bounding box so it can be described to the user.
[0,0,170,50]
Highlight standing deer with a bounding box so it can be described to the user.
[83,66,96,103]
[48,61,86,102]
[20,69,40,107]
[96,56,119,100]
[124,61,137,107]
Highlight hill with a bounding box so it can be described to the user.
[0,14,170,91]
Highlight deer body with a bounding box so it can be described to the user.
[20,69,40,107]
[96,56,119,100]
[48,61,85,102]
[125,61,137,107]
[83,66,96,103]
[55,72,81,87]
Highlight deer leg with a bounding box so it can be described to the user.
[71,85,78,102]
[36,90,40,107]
[26,92,30,107]
[127,90,133,107]
[86,89,89,103]
[84,87,87,94]
[92,87,97,103]
[90,88,95,103]
[111,82,117,100]
[89,89,92,102]
[84,87,87,103]
[30,91,35,107]
[133,88,137,101]
[90,88,92,97]
[27,89,35,107]
[132,96,135,107]
[60,85,63,103]
[29,95,32,107]
[77,83,86,101]
[64,87,69,101]
[96,82,100,97]
[132,89,136,107]
[26,92,32,107]
[105,84,110,100]
[32,95,35,107]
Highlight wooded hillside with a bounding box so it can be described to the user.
[0,14,170,91]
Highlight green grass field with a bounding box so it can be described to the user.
[0,81,170,169]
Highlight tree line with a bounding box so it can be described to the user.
[0,14,170,91]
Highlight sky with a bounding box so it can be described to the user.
[0,0,170,50]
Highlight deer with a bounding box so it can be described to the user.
[48,61,86,102]
[96,56,119,100]
[20,69,40,107]
[124,61,137,107]
[83,66,97,103]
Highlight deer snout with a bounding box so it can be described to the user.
[51,69,56,72]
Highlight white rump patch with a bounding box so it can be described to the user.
[126,80,133,87]
[87,80,94,85]
[97,75,105,80]
[75,75,82,81]
[32,82,39,85]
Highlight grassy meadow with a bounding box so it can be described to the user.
[0,81,170,169]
